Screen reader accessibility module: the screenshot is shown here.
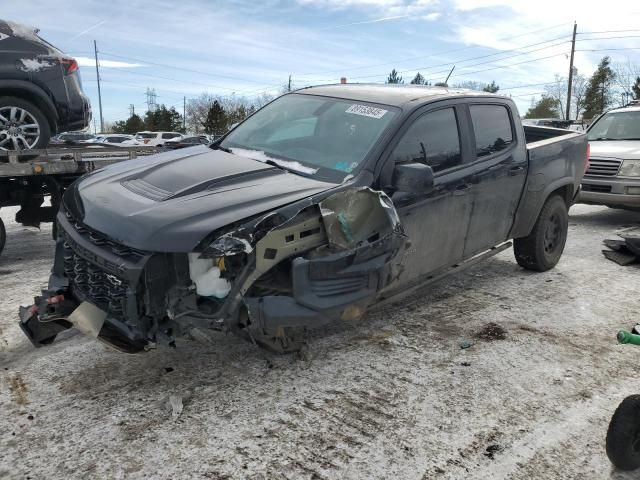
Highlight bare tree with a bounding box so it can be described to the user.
[611,60,640,106]
[544,75,568,120]
[186,93,274,133]
[571,74,587,120]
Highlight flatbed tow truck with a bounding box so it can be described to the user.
[0,145,160,256]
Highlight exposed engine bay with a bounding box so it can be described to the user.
[19,187,407,353]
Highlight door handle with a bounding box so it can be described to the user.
[509,166,524,176]
[454,183,471,195]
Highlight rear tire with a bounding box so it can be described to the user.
[0,97,51,151]
[513,195,568,271]
[607,395,640,471]
[0,217,6,256]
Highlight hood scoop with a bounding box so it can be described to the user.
[121,179,173,201]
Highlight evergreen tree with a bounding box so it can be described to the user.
[386,69,404,84]
[632,76,640,100]
[582,56,616,119]
[410,72,425,85]
[226,105,248,129]
[112,114,144,134]
[524,96,560,118]
[144,105,183,131]
[202,101,227,135]
[483,80,499,93]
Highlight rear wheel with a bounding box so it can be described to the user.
[607,395,640,471]
[513,195,568,271]
[0,97,51,151]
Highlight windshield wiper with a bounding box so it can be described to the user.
[590,137,617,141]
[264,159,288,170]
[212,144,232,153]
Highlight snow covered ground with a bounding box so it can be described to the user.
[1,204,639,479]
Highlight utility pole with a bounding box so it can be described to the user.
[183,96,186,132]
[129,104,135,117]
[94,40,104,133]
[287,74,292,92]
[565,22,577,120]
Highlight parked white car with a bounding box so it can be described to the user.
[91,134,138,146]
[133,131,183,147]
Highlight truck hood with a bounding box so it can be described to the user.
[589,140,640,160]
[67,145,336,252]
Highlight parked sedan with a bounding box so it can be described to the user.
[133,131,182,147]
[94,134,137,146]
[49,132,95,145]
[164,135,210,149]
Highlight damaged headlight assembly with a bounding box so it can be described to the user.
[187,234,254,298]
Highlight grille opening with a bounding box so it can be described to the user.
[585,158,622,177]
[582,184,612,193]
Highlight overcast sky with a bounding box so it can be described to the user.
[5,0,640,127]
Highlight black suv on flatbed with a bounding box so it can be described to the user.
[0,19,90,150]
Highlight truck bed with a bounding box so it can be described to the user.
[509,124,588,239]
[523,124,581,144]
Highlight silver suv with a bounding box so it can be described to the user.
[578,105,640,209]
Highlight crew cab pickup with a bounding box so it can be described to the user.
[19,85,588,353]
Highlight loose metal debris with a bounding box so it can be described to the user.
[602,226,640,266]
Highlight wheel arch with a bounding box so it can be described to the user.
[0,80,59,133]
[510,178,575,239]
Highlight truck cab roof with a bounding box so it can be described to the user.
[296,83,504,109]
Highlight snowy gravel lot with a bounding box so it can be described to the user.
[1,203,640,480]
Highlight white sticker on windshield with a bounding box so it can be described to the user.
[345,104,388,119]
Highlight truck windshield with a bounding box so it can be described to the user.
[588,111,640,141]
[219,93,398,180]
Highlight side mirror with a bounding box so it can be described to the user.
[392,162,434,194]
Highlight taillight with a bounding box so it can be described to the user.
[584,143,590,174]
[60,57,79,75]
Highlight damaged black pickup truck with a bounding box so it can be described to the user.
[19,85,588,353]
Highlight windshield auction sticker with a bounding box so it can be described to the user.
[345,104,388,119]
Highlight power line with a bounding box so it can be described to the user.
[314,40,569,85]
[576,47,640,52]
[576,34,640,41]
[98,51,273,86]
[499,80,567,91]
[577,29,640,35]
[101,66,241,92]
[294,22,571,78]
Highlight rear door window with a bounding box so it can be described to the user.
[391,107,462,173]
[469,105,514,158]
